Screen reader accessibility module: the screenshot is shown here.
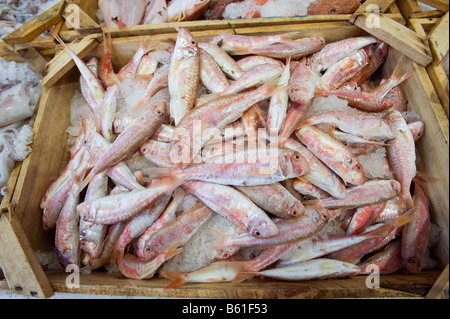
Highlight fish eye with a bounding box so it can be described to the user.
[191,40,196,45]
[141,148,146,153]
[252,229,262,238]
[356,164,361,170]
[291,210,297,216]
[294,154,301,160]
[322,214,328,220]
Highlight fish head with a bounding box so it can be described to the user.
[404,254,422,275]
[175,28,199,59]
[247,215,279,238]
[288,201,306,218]
[345,157,366,186]
[150,100,169,121]
[288,151,310,177]
[390,180,402,196]
[381,98,394,110]
[310,37,326,50]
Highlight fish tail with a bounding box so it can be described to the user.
[399,193,414,214]
[160,271,187,289]
[231,273,256,284]
[141,38,155,54]
[261,64,291,96]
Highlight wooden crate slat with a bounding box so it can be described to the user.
[2,0,66,45]
[0,205,54,298]
[350,0,397,23]
[353,13,433,66]
[429,11,449,62]
[42,33,102,88]
[426,265,449,299]
[419,0,450,12]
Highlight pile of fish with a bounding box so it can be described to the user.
[41,28,435,289]
[98,0,361,26]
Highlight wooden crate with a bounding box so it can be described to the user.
[406,8,449,119]
[0,21,448,299]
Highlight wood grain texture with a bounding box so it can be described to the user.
[0,205,54,298]
[426,265,449,299]
[353,13,433,66]
[43,270,442,299]
[418,0,449,12]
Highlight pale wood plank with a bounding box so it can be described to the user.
[0,205,54,298]
[353,13,433,66]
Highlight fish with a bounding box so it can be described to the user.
[385,110,416,213]
[212,206,329,249]
[143,0,168,24]
[313,180,401,209]
[118,248,183,280]
[244,258,361,281]
[118,38,155,82]
[320,47,371,91]
[222,37,326,59]
[236,182,306,219]
[199,48,229,93]
[401,184,431,274]
[77,176,185,225]
[169,28,200,125]
[182,180,279,238]
[328,209,417,264]
[237,55,284,72]
[111,193,172,263]
[55,176,83,268]
[53,35,105,109]
[198,42,244,80]
[303,111,395,141]
[140,202,213,261]
[173,67,288,161]
[79,172,109,259]
[276,233,380,267]
[307,36,379,73]
[358,239,403,275]
[168,0,211,22]
[99,32,118,87]
[284,138,347,199]
[346,202,387,235]
[292,177,330,200]
[79,101,167,191]
[296,125,366,186]
[136,189,186,259]
[306,0,361,15]
[143,147,310,186]
[98,83,119,142]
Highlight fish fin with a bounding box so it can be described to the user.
[163,247,184,261]
[142,167,178,179]
[147,175,188,192]
[159,270,187,289]
[209,227,232,251]
[231,273,255,284]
